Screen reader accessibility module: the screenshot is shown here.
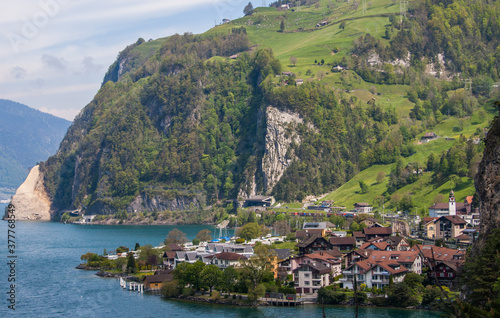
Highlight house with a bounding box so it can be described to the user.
[211,252,247,269]
[222,18,231,23]
[343,249,422,273]
[383,236,410,251]
[296,235,334,255]
[279,249,341,276]
[166,243,184,251]
[429,260,464,287]
[244,195,275,207]
[143,270,174,291]
[360,217,382,228]
[409,245,465,273]
[341,259,408,289]
[363,226,393,240]
[432,215,467,240]
[293,263,331,294]
[174,251,199,267]
[353,231,366,248]
[329,236,356,251]
[162,251,177,269]
[421,132,438,141]
[282,71,294,76]
[354,202,373,213]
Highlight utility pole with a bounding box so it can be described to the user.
[362,0,367,15]
[399,0,407,26]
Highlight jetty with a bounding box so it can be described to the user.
[119,277,144,293]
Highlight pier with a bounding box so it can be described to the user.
[119,277,144,293]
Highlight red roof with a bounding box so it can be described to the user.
[329,237,356,246]
[363,227,393,235]
[440,215,467,225]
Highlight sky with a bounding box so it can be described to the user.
[0,0,253,121]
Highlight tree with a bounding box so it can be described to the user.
[196,229,212,242]
[280,20,285,32]
[339,21,346,30]
[80,252,96,263]
[220,266,239,294]
[241,245,274,288]
[243,2,254,15]
[237,222,261,240]
[139,244,161,270]
[126,253,137,273]
[200,265,222,293]
[290,56,297,67]
[376,171,385,184]
[359,180,368,194]
[329,214,345,229]
[134,242,140,251]
[164,228,188,245]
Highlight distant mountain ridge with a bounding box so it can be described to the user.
[0,99,71,190]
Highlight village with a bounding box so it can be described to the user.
[79,188,478,309]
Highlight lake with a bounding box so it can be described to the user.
[0,221,441,317]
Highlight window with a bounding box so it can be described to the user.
[305,281,310,285]
[304,273,310,278]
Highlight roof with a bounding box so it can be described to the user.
[465,196,473,204]
[363,226,393,235]
[354,202,371,207]
[303,222,328,230]
[410,245,464,262]
[295,229,324,239]
[293,262,331,275]
[296,234,327,248]
[365,250,420,264]
[304,252,341,263]
[360,241,390,250]
[162,251,176,259]
[439,215,467,225]
[423,217,438,224]
[214,252,247,261]
[384,236,407,246]
[143,271,174,284]
[455,234,470,240]
[273,249,291,260]
[167,243,184,251]
[329,237,356,246]
[353,231,365,238]
[246,195,273,202]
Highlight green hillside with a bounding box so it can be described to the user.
[39,0,499,217]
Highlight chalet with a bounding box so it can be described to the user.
[222,18,231,23]
[430,260,463,287]
[363,226,393,240]
[421,132,438,141]
[360,217,382,228]
[211,252,247,269]
[162,251,177,269]
[410,245,465,272]
[295,78,304,85]
[296,235,334,255]
[329,236,356,251]
[383,236,410,251]
[360,241,390,251]
[282,71,294,76]
[315,21,330,28]
[353,231,366,248]
[341,259,408,289]
[143,270,174,291]
[343,249,422,274]
[244,195,275,207]
[354,202,373,213]
[293,263,331,294]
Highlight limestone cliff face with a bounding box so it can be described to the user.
[127,193,205,213]
[261,106,304,194]
[7,165,52,221]
[474,113,500,247]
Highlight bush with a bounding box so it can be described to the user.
[182,287,195,296]
[211,290,221,300]
[161,280,180,298]
[232,294,236,299]
[235,238,245,244]
[317,287,347,304]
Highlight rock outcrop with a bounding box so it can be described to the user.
[474,111,500,249]
[261,106,303,194]
[6,165,52,221]
[127,192,205,213]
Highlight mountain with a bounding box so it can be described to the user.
[0,100,71,198]
[11,0,500,219]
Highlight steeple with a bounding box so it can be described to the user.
[449,190,456,216]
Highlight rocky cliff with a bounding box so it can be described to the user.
[6,165,52,221]
[474,109,500,248]
[262,106,304,194]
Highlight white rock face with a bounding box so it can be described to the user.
[262,106,303,194]
[9,165,52,221]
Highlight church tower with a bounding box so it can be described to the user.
[449,190,456,216]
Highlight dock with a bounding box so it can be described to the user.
[119,277,144,293]
[262,293,303,306]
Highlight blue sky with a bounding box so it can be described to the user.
[0,0,253,120]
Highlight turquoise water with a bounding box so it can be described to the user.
[0,222,440,317]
